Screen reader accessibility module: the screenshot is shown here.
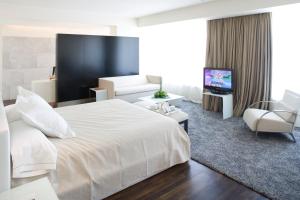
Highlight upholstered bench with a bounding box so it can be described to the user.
[134,101,189,133]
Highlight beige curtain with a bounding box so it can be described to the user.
[203,13,272,116]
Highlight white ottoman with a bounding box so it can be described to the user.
[134,101,189,133]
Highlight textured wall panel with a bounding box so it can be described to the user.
[2,37,55,100]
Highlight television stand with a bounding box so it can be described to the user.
[209,89,231,95]
[203,92,233,120]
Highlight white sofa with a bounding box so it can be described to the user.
[99,75,161,102]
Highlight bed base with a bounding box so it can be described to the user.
[0,99,11,192]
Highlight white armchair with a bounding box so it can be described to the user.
[243,90,300,142]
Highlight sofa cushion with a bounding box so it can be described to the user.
[115,84,160,96]
[103,75,148,88]
[243,108,293,133]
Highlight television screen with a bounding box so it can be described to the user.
[204,68,233,91]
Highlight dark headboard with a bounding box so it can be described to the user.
[56,34,139,102]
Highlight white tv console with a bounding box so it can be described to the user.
[203,92,233,119]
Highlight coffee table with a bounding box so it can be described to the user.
[138,93,184,104]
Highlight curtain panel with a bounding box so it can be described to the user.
[203,13,272,116]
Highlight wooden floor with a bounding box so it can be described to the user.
[106,160,268,200]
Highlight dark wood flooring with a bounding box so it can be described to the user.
[106,160,268,200]
[3,100,267,200]
[3,99,15,106]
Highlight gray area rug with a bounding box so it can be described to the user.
[178,100,300,200]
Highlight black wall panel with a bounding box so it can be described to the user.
[56,34,139,102]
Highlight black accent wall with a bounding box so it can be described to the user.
[56,34,139,102]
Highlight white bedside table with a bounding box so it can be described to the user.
[89,88,107,101]
[0,178,59,200]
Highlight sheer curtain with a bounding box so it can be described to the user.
[272,3,300,100]
[139,19,207,103]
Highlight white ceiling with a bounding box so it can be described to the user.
[0,0,214,18]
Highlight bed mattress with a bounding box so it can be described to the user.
[12,99,190,200]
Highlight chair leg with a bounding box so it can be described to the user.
[255,131,258,137]
[184,120,188,133]
[289,132,296,143]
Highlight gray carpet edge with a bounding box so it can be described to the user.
[190,158,270,199]
[177,100,300,200]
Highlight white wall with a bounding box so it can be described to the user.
[140,19,206,103]
[272,3,300,99]
[0,26,3,98]
[0,24,115,100]
[0,1,140,99]
[138,0,300,26]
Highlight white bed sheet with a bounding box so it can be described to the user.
[12,99,190,200]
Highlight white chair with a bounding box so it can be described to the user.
[243,90,300,142]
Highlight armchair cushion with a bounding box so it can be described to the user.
[243,108,293,133]
[115,84,159,96]
[273,101,297,123]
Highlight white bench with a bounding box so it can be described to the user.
[134,101,189,133]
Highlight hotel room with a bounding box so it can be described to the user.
[0,0,300,200]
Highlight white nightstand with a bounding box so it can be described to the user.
[0,178,59,200]
[89,88,107,101]
[31,79,56,103]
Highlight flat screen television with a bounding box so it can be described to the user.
[203,68,233,94]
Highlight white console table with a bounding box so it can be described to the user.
[31,79,56,103]
[203,92,233,119]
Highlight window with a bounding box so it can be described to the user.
[272,3,300,99]
[139,19,207,102]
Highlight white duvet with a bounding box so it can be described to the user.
[12,99,190,200]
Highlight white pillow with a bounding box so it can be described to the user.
[16,88,76,139]
[18,86,35,97]
[10,120,57,178]
[5,104,21,123]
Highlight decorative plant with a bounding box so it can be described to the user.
[154,78,168,98]
[154,90,168,98]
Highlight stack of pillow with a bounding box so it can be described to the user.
[6,87,75,178]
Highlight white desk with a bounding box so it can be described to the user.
[0,178,58,200]
[203,92,233,119]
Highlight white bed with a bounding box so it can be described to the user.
[2,99,190,200]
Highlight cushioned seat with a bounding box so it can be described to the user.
[243,108,293,133]
[115,84,159,96]
[99,75,162,102]
[242,90,300,142]
[133,100,189,132]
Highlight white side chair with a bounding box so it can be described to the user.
[243,90,300,142]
